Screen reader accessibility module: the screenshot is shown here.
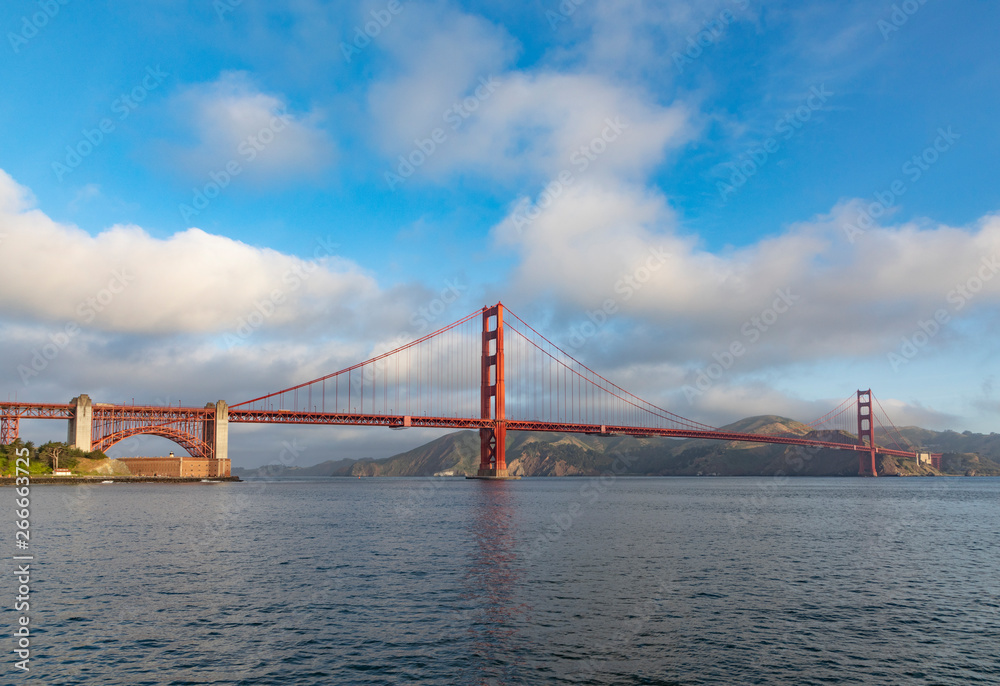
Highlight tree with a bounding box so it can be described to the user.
[38,442,64,470]
[37,442,83,471]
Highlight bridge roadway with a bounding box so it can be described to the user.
[0,402,930,462]
[228,409,920,458]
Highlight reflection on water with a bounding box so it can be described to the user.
[462,481,529,684]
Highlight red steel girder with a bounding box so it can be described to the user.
[0,402,73,419]
[93,425,213,458]
[229,410,494,430]
[90,405,215,458]
[91,405,213,421]
[1,416,18,444]
[1,402,72,445]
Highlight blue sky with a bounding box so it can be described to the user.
[2,0,999,466]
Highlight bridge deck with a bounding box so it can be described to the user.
[225,410,930,459]
[0,404,937,461]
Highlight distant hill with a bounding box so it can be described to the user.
[351,431,481,476]
[233,416,1000,478]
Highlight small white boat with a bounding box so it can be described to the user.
[200,479,221,483]
[101,480,114,484]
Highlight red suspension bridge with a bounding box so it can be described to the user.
[1,303,939,477]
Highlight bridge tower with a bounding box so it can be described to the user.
[67,394,93,451]
[857,389,877,476]
[475,303,511,478]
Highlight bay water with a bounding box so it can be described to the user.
[5,476,999,684]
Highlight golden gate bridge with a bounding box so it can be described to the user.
[0,302,939,477]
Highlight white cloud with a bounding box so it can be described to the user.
[366,6,693,185]
[437,71,691,183]
[0,169,34,213]
[367,8,516,147]
[0,169,372,335]
[495,178,1000,366]
[162,71,335,183]
[574,0,760,77]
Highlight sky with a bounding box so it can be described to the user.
[2,0,999,468]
